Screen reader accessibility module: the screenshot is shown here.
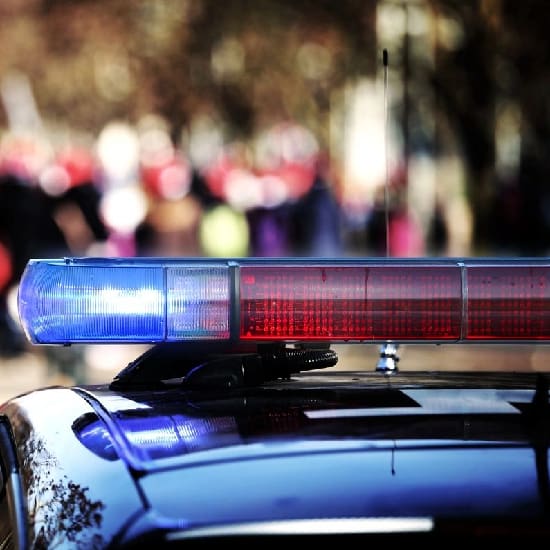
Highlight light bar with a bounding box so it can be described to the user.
[17,257,550,344]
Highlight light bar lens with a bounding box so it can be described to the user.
[240,266,461,340]
[18,259,230,343]
[17,258,550,344]
[467,266,550,339]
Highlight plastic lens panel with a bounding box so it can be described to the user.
[18,259,231,343]
[240,265,462,341]
[466,266,550,339]
[18,261,164,343]
[167,267,230,340]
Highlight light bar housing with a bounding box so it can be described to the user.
[17,257,550,344]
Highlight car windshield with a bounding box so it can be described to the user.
[1,1,550,397]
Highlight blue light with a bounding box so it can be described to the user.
[18,258,231,343]
[73,412,239,461]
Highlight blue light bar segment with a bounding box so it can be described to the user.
[18,259,230,343]
[167,267,230,339]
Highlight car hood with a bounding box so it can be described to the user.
[72,371,550,538]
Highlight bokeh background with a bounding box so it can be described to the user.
[2,0,550,394]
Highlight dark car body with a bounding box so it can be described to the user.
[1,349,549,547]
[3,255,550,546]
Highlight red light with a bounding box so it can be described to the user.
[467,266,550,339]
[239,265,462,341]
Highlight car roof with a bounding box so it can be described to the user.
[74,370,547,467]
[5,369,548,544]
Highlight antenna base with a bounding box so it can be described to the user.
[376,342,399,374]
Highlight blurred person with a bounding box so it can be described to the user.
[426,200,449,256]
[213,155,295,257]
[39,145,109,255]
[246,204,292,257]
[365,192,425,257]
[135,137,203,257]
[0,172,68,358]
[0,242,10,293]
[95,121,147,257]
[252,121,320,256]
[387,203,425,257]
[253,120,319,201]
[195,121,323,257]
[135,195,203,257]
[50,183,108,254]
[0,238,23,358]
[0,173,70,279]
[288,155,343,257]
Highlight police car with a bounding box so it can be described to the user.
[0,256,549,547]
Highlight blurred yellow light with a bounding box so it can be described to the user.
[199,204,249,257]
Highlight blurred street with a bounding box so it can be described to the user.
[0,344,146,404]
[2,342,550,405]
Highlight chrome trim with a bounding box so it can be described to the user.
[167,517,434,540]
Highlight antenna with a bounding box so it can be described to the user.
[382,48,390,258]
[376,48,399,375]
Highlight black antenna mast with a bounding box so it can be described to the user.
[376,48,399,374]
[383,48,390,257]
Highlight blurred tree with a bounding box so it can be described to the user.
[428,0,550,254]
[0,0,378,146]
[430,0,497,252]
[500,0,550,254]
[2,0,550,254]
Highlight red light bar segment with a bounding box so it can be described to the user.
[466,266,550,340]
[239,266,462,341]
